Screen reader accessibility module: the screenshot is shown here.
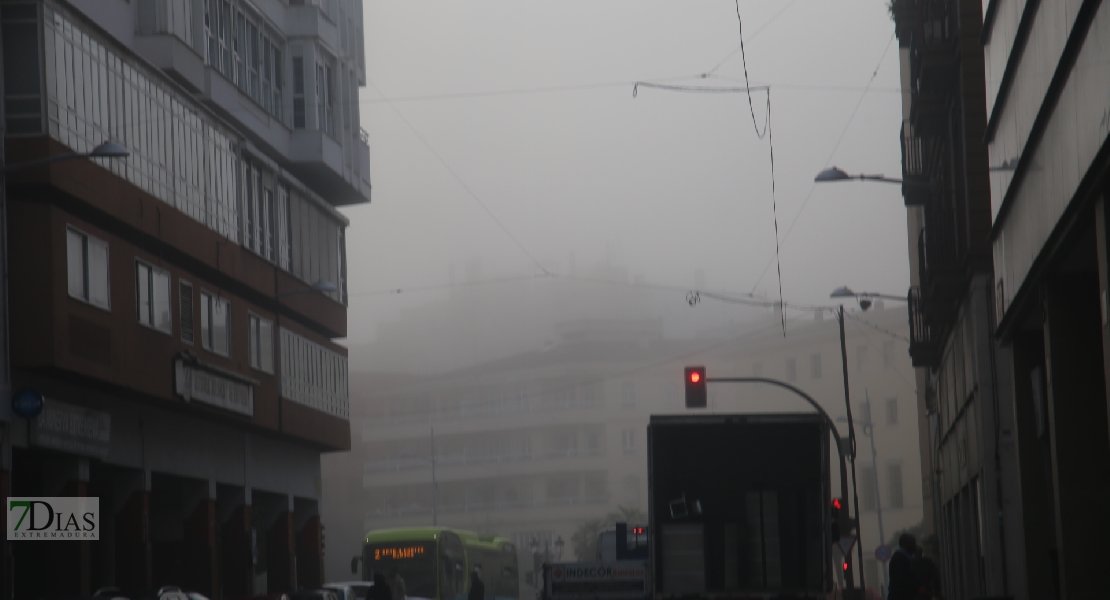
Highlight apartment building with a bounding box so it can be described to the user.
[0,0,368,597]
[326,307,921,596]
[895,0,1110,598]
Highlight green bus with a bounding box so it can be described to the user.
[359,527,520,600]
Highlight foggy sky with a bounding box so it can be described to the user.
[342,0,908,351]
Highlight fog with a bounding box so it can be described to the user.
[323,0,917,585]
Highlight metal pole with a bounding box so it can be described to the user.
[838,306,866,592]
[863,394,888,596]
[431,426,437,526]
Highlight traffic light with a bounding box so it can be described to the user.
[831,497,844,539]
[684,366,707,408]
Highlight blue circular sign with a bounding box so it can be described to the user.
[11,388,44,419]
[875,544,892,562]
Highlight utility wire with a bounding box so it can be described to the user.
[749,31,897,294]
[846,312,911,344]
[365,78,550,277]
[633,1,786,335]
[349,273,553,297]
[706,0,808,76]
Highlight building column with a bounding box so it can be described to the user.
[295,498,323,589]
[267,496,296,593]
[38,456,90,597]
[183,480,218,598]
[1042,273,1110,598]
[0,427,10,600]
[115,469,152,596]
[217,486,251,599]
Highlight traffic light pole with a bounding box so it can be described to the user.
[837,306,867,595]
[702,375,854,590]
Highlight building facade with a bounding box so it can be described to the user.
[895,0,1110,597]
[0,0,367,597]
[325,307,922,597]
[981,0,1110,597]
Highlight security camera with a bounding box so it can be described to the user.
[859,298,872,311]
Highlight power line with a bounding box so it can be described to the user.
[745,31,892,292]
[349,273,554,297]
[364,77,550,276]
[706,0,809,76]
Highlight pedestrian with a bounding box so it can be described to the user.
[372,572,393,600]
[911,547,942,599]
[888,533,919,600]
[468,567,485,600]
[390,567,407,600]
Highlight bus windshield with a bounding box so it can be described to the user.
[365,542,437,599]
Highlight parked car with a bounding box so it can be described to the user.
[324,582,373,600]
[280,590,339,600]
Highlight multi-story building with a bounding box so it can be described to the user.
[325,307,921,597]
[0,0,368,597]
[978,0,1110,598]
[890,0,1028,598]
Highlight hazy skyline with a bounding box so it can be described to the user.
[344,0,909,349]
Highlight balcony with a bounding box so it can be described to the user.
[908,287,941,367]
[901,123,930,206]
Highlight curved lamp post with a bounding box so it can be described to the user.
[830,285,907,311]
[814,166,903,185]
[4,141,130,172]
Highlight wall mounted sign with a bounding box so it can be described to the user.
[12,388,45,419]
[174,358,255,416]
[29,398,111,459]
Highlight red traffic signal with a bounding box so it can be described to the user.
[684,366,707,408]
[832,498,842,511]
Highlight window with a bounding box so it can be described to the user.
[66,227,110,310]
[883,341,895,369]
[856,345,868,373]
[180,281,195,344]
[242,162,283,263]
[135,261,172,333]
[248,313,274,373]
[622,429,635,454]
[621,381,636,408]
[885,397,898,425]
[887,464,904,508]
[292,56,306,128]
[210,4,281,119]
[200,291,231,356]
[810,352,822,379]
[316,58,334,135]
[519,436,532,459]
[785,357,797,382]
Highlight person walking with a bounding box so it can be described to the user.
[390,567,407,600]
[911,547,942,599]
[468,567,485,600]
[888,534,919,600]
[372,572,393,600]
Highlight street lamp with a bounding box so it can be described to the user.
[830,285,907,311]
[4,141,130,171]
[814,166,903,185]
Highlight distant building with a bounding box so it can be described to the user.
[0,0,368,597]
[326,307,921,595]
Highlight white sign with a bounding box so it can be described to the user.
[30,399,110,458]
[175,359,254,416]
[7,497,100,541]
[547,561,650,600]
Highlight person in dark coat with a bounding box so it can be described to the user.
[467,567,485,600]
[372,572,393,600]
[911,547,942,599]
[888,533,919,600]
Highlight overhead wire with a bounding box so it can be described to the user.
[632,0,786,335]
[706,0,808,76]
[364,77,551,277]
[749,31,898,294]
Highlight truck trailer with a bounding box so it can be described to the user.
[647,413,832,599]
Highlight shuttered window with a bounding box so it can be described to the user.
[180,281,194,344]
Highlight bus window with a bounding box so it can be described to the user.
[365,542,436,599]
[440,531,467,600]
